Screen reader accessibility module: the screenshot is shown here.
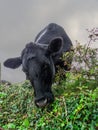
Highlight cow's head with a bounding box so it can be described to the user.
[4,37,63,107]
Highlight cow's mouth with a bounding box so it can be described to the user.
[36,98,48,107]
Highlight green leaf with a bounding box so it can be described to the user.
[61,122,65,127]
[0,92,7,98]
[22,118,30,127]
[7,123,16,129]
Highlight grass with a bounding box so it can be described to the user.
[0,72,98,130]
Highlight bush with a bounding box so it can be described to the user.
[55,27,98,84]
[0,76,98,130]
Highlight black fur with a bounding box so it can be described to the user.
[4,23,73,107]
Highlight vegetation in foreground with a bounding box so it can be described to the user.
[0,72,98,130]
[0,29,98,130]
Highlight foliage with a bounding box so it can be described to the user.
[55,28,98,84]
[71,42,98,81]
[0,28,98,130]
[0,73,98,130]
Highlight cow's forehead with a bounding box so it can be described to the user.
[21,43,46,58]
[32,44,46,54]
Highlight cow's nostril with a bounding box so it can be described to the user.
[36,98,47,107]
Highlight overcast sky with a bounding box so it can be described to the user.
[0,0,98,82]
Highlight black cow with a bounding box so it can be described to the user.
[4,23,73,107]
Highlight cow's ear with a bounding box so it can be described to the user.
[4,57,22,69]
[47,37,63,55]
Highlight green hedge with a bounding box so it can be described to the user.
[0,73,98,130]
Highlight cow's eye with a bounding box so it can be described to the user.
[27,54,36,60]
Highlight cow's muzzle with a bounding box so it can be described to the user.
[35,97,48,107]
